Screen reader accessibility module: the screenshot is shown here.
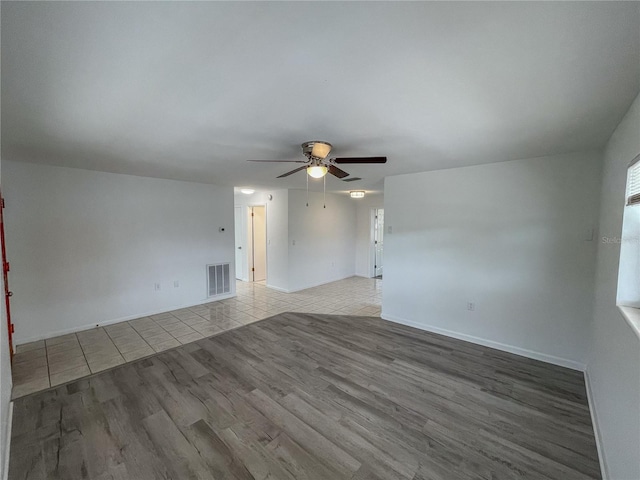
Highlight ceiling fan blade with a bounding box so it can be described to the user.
[328,165,350,179]
[277,166,308,178]
[248,159,307,163]
[333,156,387,164]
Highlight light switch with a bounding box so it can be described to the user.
[585,228,594,241]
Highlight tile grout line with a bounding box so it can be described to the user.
[106,321,155,358]
[44,340,52,389]
[74,333,95,379]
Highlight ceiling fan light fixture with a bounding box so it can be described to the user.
[310,141,332,159]
[307,165,328,178]
[240,188,255,195]
[350,190,365,198]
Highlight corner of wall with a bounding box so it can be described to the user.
[586,90,640,480]
[583,366,609,480]
[265,189,289,292]
[286,190,357,291]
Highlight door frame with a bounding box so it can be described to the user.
[247,203,268,283]
[234,205,247,281]
[369,207,384,278]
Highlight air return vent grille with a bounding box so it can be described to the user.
[342,177,362,182]
[207,263,231,297]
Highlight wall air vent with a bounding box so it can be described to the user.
[207,263,231,297]
[342,177,362,182]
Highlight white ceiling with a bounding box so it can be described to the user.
[2,2,639,192]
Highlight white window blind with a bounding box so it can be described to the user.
[627,158,640,206]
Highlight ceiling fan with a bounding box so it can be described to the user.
[248,141,387,180]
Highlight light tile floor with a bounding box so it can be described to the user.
[11,276,382,398]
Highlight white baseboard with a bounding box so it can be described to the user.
[267,273,367,294]
[584,368,609,480]
[286,274,357,294]
[265,284,290,293]
[15,293,236,345]
[2,401,13,480]
[380,312,586,371]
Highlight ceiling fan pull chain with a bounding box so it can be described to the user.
[306,173,309,207]
[323,176,327,209]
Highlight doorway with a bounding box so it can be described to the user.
[248,205,266,282]
[373,208,384,278]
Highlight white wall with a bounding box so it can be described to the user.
[287,190,356,292]
[383,151,602,369]
[265,190,289,292]
[4,161,235,344]
[355,194,384,278]
[588,92,640,480]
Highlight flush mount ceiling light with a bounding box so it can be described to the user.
[304,141,331,179]
[307,165,328,179]
[240,188,255,195]
[350,191,365,198]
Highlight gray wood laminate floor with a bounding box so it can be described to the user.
[9,313,601,480]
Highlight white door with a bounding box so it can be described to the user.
[234,206,245,280]
[374,209,384,277]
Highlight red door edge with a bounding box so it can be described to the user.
[0,193,14,361]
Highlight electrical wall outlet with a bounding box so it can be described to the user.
[467,302,475,311]
[174,280,179,288]
[154,283,161,291]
